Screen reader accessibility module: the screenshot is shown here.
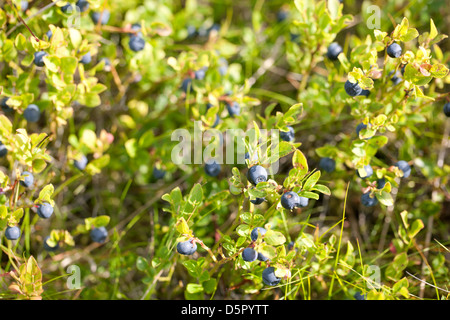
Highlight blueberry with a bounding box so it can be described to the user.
[298,196,309,208]
[356,123,367,138]
[250,197,265,205]
[280,191,300,210]
[212,114,220,127]
[5,226,21,240]
[20,171,34,188]
[327,42,343,61]
[354,292,367,300]
[280,126,295,142]
[257,252,269,262]
[61,4,72,13]
[287,241,295,251]
[443,102,450,117]
[129,35,146,52]
[80,52,91,65]
[247,165,268,185]
[262,267,281,286]
[0,142,7,157]
[46,30,53,40]
[245,151,258,162]
[276,9,288,22]
[361,192,378,207]
[345,80,363,97]
[377,177,386,189]
[76,0,89,12]
[204,159,221,177]
[90,226,108,243]
[23,104,41,123]
[242,247,258,262]
[357,164,373,179]
[153,167,166,180]
[359,89,370,97]
[387,43,402,58]
[194,67,208,80]
[395,160,411,178]
[1,97,12,112]
[389,71,402,85]
[181,78,193,94]
[226,101,240,117]
[186,25,197,38]
[319,157,336,173]
[207,23,220,35]
[74,154,88,170]
[43,236,60,252]
[33,51,48,67]
[218,58,228,76]
[250,227,266,241]
[91,10,110,25]
[100,57,111,71]
[400,64,407,75]
[37,202,54,219]
[177,239,197,255]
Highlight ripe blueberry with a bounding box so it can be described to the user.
[257,252,269,262]
[20,171,34,188]
[361,192,378,207]
[194,67,208,80]
[327,42,343,61]
[80,52,91,65]
[181,78,193,94]
[356,123,367,138]
[443,102,450,117]
[226,101,240,117]
[276,9,289,22]
[298,196,309,208]
[0,141,7,157]
[186,25,197,38]
[395,160,411,178]
[354,292,367,300]
[250,197,265,205]
[204,159,221,177]
[359,89,370,97]
[262,267,281,286]
[61,4,72,13]
[389,70,402,85]
[1,97,12,112]
[74,154,88,171]
[177,239,197,255]
[33,51,48,67]
[129,35,146,52]
[90,227,108,243]
[100,58,111,71]
[43,236,60,252]
[76,0,89,12]
[242,247,258,262]
[345,80,363,97]
[377,177,386,189]
[153,167,166,180]
[24,104,41,122]
[357,164,373,179]
[5,226,21,240]
[250,227,266,241]
[280,191,300,210]
[218,58,228,76]
[280,126,295,142]
[91,10,110,25]
[319,157,336,173]
[37,202,54,219]
[247,165,268,185]
[46,30,52,40]
[287,241,295,251]
[387,43,402,58]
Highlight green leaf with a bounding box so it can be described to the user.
[202,278,217,294]
[264,230,286,246]
[186,283,204,294]
[188,183,203,205]
[136,256,149,271]
[303,171,321,190]
[375,191,394,206]
[93,215,110,228]
[399,28,419,42]
[429,19,438,40]
[176,217,190,235]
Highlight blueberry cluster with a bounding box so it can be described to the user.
[241,227,268,263]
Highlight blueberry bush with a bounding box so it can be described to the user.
[0,0,449,300]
